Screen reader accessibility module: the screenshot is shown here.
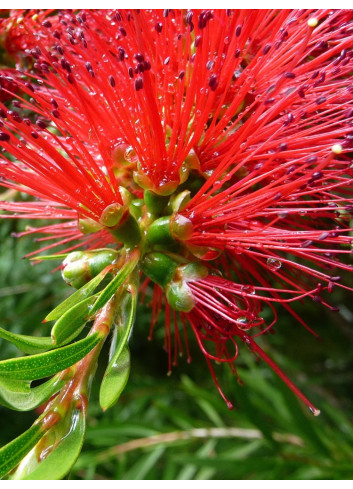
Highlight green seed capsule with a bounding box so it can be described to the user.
[62,249,119,289]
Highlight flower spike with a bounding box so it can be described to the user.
[0,9,353,479]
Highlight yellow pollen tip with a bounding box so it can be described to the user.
[32,14,39,21]
[307,18,318,28]
[331,144,343,155]
[16,17,24,25]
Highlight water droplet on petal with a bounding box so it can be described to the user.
[266,258,282,271]
[124,146,138,163]
[241,285,255,295]
[237,317,251,330]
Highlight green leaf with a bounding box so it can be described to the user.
[0,333,101,380]
[100,346,130,411]
[0,326,53,354]
[45,266,112,322]
[0,423,43,479]
[89,250,139,318]
[51,296,96,347]
[122,446,165,480]
[99,287,137,410]
[22,407,86,480]
[30,254,69,261]
[0,375,64,411]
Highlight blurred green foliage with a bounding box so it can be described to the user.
[0,216,352,480]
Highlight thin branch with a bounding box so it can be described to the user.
[93,426,303,462]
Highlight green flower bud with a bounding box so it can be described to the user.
[78,218,103,235]
[146,214,193,245]
[184,148,201,171]
[166,281,195,312]
[100,203,141,248]
[108,213,141,248]
[144,190,169,215]
[141,252,178,288]
[130,198,144,220]
[168,190,191,213]
[119,186,133,206]
[133,169,179,196]
[177,262,208,282]
[62,249,119,289]
[179,161,190,184]
[100,203,125,228]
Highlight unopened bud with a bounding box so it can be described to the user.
[62,249,119,288]
[144,190,169,215]
[133,169,179,196]
[169,190,191,213]
[100,203,126,228]
[78,218,103,235]
[177,262,208,282]
[141,252,178,288]
[166,281,195,312]
[179,161,190,184]
[184,148,201,171]
[119,186,133,206]
[146,214,193,245]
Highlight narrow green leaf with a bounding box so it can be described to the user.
[30,254,69,261]
[89,251,139,318]
[0,326,53,354]
[100,346,130,411]
[45,266,112,322]
[0,423,43,479]
[99,287,137,410]
[23,408,86,480]
[0,333,101,380]
[122,446,165,480]
[51,296,96,346]
[0,375,64,411]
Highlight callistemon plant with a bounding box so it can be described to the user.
[0,8,352,479]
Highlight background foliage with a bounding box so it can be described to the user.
[0,215,352,480]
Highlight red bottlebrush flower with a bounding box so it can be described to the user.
[1,9,353,415]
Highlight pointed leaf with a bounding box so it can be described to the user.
[0,326,53,354]
[0,375,64,411]
[0,423,43,479]
[30,254,69,261]
[0,333,101,380]
[22,407,86,480]
[51,296,96,347]
[99,287,136,410]
[100,346,130,411]
[89,250,139,318]
[45,265,112,322]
